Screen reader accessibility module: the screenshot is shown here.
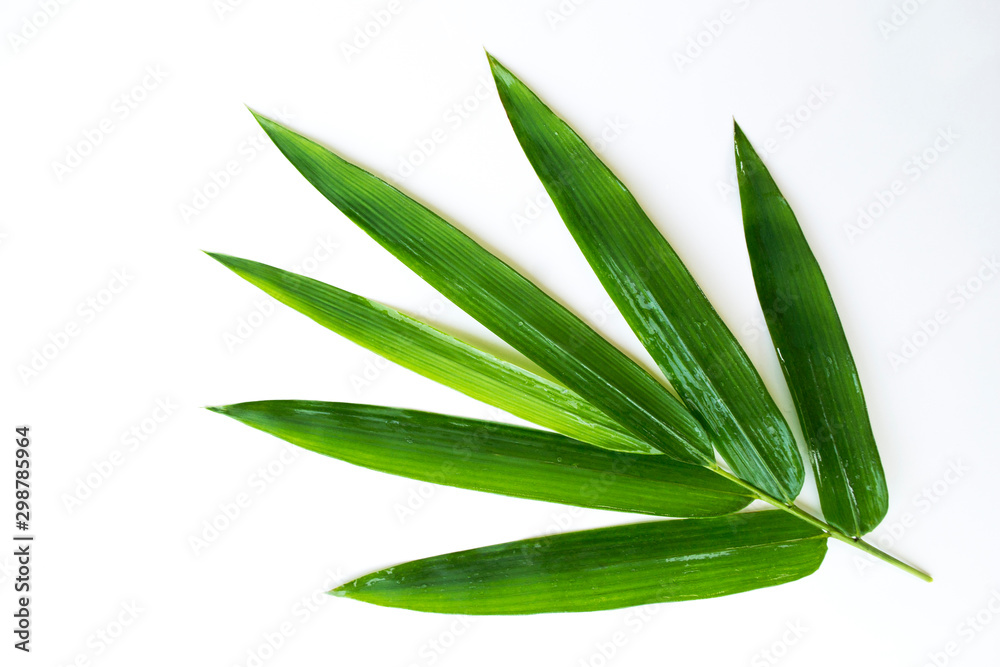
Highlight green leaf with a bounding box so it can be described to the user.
[208,400,753,517]
[734,122,888,536]
[250,110,714,465]
[486,54,804,502]
[332,511,826,614]
[207,252,657,454]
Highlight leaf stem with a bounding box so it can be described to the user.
[708,465,932,582]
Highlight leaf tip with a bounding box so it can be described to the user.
[247,107,281,138]
[732,119,751,157]
[202,250,227,262]
[204,405,230,415]
[205,252,248,279]
[327,586,349,598]
[484,50,514,87]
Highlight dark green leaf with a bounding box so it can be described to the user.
[208,400,753,517]
[487,54,804,502]
[250,110,713,465]
[734,122,888,536]
[207,252,658,454]
[332,511,827,614]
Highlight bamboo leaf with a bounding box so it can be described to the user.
[734,122,889,536]
[250,110,714,465]
[487,54,804,502]
[207,252,658,454]
[208,400,753,517]
[332,511,826,614]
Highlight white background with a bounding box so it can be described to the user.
[3,0,999,665]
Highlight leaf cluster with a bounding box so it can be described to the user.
[208,53,930,615]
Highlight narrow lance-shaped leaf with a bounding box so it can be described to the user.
[734,122,888,536]
[333,511,827,614]
[208,401,754,517]
[208,252,657,454]
[250,110,713,465]
[487,54,804,502]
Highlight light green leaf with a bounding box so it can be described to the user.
[250,110,713,465]
[487,54,804,502]
[208,401,753,517]
[333,511,827,614]
[734,122,888,536]
[208,252,657,454]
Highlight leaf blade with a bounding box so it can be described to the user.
[250,111,713,464]
[208,252,658,454]
[333,511,827,614]
[734,122,888,536]
[209,400,754,517]
[487,54,804,501]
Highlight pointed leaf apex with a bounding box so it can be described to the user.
[203,252,247,274]
[485,51,514,87]
[247,108,280,137]
[735,125,889,535]
[733,120,754,163]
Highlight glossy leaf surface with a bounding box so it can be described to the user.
[734,122,888,535]
[209,252,658,454]
[333,511,827,614]
[488,54,804,502]
[250,110,713,464]
[208,400,753,517]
